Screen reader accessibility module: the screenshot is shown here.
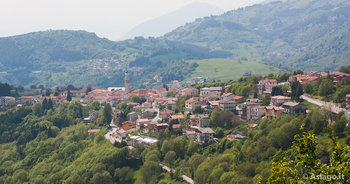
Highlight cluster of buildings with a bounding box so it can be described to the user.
[2,69,350,148]
[288,71,350,85]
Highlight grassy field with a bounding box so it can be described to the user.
[302,101,320,110]
[186,58,280,81]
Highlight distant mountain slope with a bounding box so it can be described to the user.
[0,30,119,70]
[0,30,231,88]
[165,0,350,71]
[120,2,223,40]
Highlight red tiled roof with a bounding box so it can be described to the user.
[233,96,244,100]
[219,99,232,103]
[189,120,197,126]
[88,129,101,133]
[186,130,196,135]
[21,96,35,99]
[172,124,181,129]
[209,101,220,106]
[118,129,127,134]
[171,115,184,119]
[248,124,258,128]
[261,78,277,82]
[271,95,291,100]
[222,93,233,97]
[137,119,150,123]
[186,99,197,103]
[265,105,284,110]
[91,89,109,92]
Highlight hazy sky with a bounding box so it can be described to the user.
[0,0,265,40]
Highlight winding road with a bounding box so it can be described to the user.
[159,164,194,184]
[104,119,120,144]
[301,94,345,114]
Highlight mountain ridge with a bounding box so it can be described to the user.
[1,0,350,87]
[165,0,350,71]
[120,2,224,40]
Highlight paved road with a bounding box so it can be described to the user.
[301,94,345,114]
[151,103,160,124]
[159,164,194,184]
[104,119,120,144]
[300,94,325,106]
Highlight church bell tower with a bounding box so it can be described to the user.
[124,71,131,93]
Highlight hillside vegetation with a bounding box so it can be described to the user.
[166,0,350,71]
[0,31,231,88]
[0,0,350,88]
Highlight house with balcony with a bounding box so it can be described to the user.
[282,102,307,115]
[246,102,265,121]
[265,106,285,119]
[218,99,236,111]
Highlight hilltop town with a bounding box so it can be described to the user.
[1,67,350,183]
[1,69,350,149]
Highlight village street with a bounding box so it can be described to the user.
[151,102,160,124]
[104,119,120,144]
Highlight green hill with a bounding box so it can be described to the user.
[187,58,279,80]
[1,0,350,87]
[0,30,231,88]
[165,0,350,71]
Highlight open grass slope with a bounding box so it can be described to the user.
[187,58,279,81]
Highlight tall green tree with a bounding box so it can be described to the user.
[42,98,48,111]
[67,90,72,102]
[0,83,11,96]
[339,65,350,74]
[164,151,177,169]
[318,78,334,97]
[291,81,303,102]
[32,102,43,116]
[102,103,112,125]
[293,69,304,75]
[271,86,283,96]
[129,95,145,104]
[47,99,53,110]
[262,94,271,106]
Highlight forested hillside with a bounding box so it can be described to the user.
[1,92,349,183]
[1,0,350,87]
[165,0,350,71]
[0,102,144,183]
[0,31,231,88]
